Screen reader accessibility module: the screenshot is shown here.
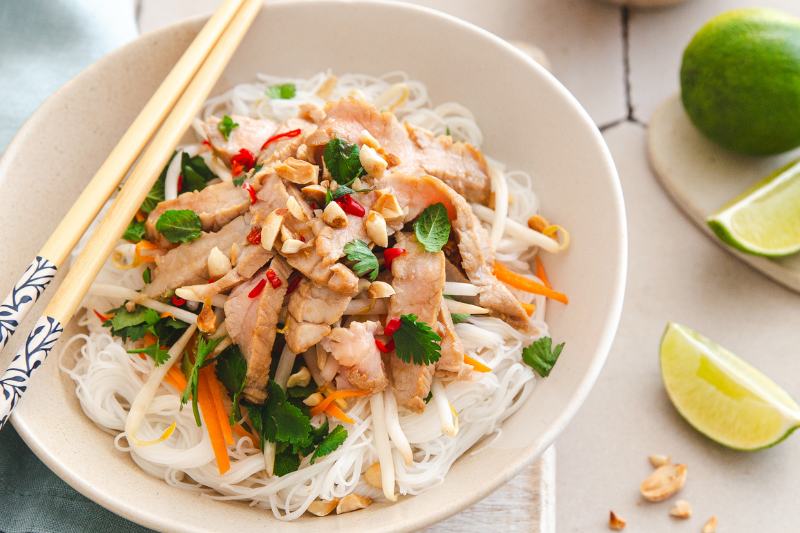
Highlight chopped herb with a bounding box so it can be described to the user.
[122,220,145,242]
[446,126,451,136]
[343,240,379,280]
[244,381,312,452]
[424,391,433,404]
[127,342,170,366]
[273,448,301,476]
[155,209,202,243]
[253,163,264,173]
[103,305,160,342]
[287,382,318,398]
[414,202,451,252]
[217,115,238,141]
[232,175,245,187]
[215,345,247,424]
[443,295,469,324]
[266,83,296,100]
[142,267,152,285]
[521,337,564,378]
[325,184,377,206]
[140,180,165,213]
[179,152,216,192]
[180,336,224,426]
[323,138,365,185]
[393,313,442,366]
[310,425,347,464]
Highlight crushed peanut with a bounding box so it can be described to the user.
[364,462,382,489]
[702,516,718,533]
[640,464,687,502]
[336,494,371,514]
[609,510,626,530]
[649,454,671,468]
[306,499,339,517]
[670,500,691,519]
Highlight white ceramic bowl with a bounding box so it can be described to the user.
[0,1,626,531]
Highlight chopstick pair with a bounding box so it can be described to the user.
[0,0,264,430]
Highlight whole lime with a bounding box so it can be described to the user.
[681,8,800,155]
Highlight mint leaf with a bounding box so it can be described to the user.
[323,138,364,185]
[218,115,238,141]
[142,267,151,284]
[414,203,451,252]
[310,425,347,464]
[326,184,376,205]
[393,313,442,366]
[122,220,145,242]
[216,345,247,424]
[155,209,202,243]
[140,179,165,213]
[343,240,379,281]
[266,83,296,99]
[127,342,170,366]
[521,337,564,377]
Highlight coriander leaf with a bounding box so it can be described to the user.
[521,337,564,378]
[446,126,451,136]
[393,314,442,366]
[216,345,248,424]
[287,382,318,398]
[232,176,245,187]
[218,115,238,141]
[261,381,286,443]
[310,419,329,446]
[323,138,365,185]
[127,343,170,366]
[142,267,151,284]
[273,448,301,476]
[310,425,347,464]
[150,316,189,347]
[414,203,451,252]
[155,209,202,243]
[104,305,160,342]
[244,402,266,451]
[273,401,311,444]
[122,220,145,242]
[266,83,296,100]
[140,179,165,213]
[180,336,224,426]
[343,240,379,281]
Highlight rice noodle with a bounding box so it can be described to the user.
[59,70,553,520]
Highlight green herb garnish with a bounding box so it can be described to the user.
[310,425,347,464]
[217,115,238,141]
[122,220,145,242]
[127,342,170,366]
[180,336,224,426]
[323,138,365,185]
[215,345,248,424]
[155,209,202,243]
[142,267,151,285]
[521,337,564,378]
[393,314,442,366]
[266,83,296,99]
[324,184,377,206]
[343,239,379,280]
[414,202,451,252]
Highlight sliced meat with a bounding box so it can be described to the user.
[401,123,491,205]
[204,115,277,164]
[435,299,472,380]
[145,180,250,247]
[387,232,444,412]
[304,98,491,204]
[257,117,318,166]
[377,173,534,334]
[223,257,292,404]
[313,188,381,267]
[175,244,273,300]
[284,279,352,354]
[142,216,250,299]
[321,321,388,393]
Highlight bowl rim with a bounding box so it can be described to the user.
[3,0,627,531]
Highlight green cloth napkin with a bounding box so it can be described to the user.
[1,1,153,531]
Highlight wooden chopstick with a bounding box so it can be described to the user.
[0,0,246,352]
[0,0,264,430]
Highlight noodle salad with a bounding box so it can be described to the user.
[58,71,569,520]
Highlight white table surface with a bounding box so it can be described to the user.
[137,1,800,531]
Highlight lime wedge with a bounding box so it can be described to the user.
[707,159,800,257]
[660,323,800,450]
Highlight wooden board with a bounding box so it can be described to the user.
[422,446,556,533]
[647,94,800,294]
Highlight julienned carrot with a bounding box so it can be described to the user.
[463,355,491,373]
[310,389,370,417]
[167,366,189,390]
[197,366,231,475]
[135,240,159,263]
[163,375,182,390]
[324,403,354,424]
[232,424,258,443]
[206,365,234,445]
[535,256,551,289]
[493,262,568,305]
[520,302,536,317]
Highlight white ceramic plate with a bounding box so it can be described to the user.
[648,94,800,294]
[0,1,626,531]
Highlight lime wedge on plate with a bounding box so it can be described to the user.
[706,159,800,257]
[660,322,800,450]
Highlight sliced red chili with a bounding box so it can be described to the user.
[243,182,258,204]
[246,226,261,245]
[308,202,318,210]
[172,296,187,306]
[266,268,282,289]
[93,309,109,323]
[177,174,183,192]
[299,235,306,243]
[375,339,395,353]
[202,140,211,148]
[231,148,255,173]
[286,276,302,295]
[334,194,366,217]
[260,128,301,150]
[383,248,406,270]
[231,160,244,177]
[207,278,216,284]
[384,317,401,337]
[249,278,267,299]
